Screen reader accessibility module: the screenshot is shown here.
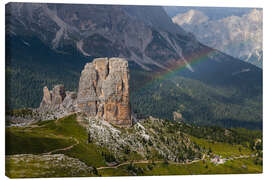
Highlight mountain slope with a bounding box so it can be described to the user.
[6,3,191,70]
[5,3,262,129]
[171,9,263,68]
[5,114,262,177]
[131,74,262,129]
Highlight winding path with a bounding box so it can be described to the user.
[42,138,79,155]
[96,154,253,170]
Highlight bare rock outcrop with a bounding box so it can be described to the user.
[173,111,183,121]
[37,57,131,127]
[39,85,77,114]
[78,57,132,127]
[62,91,77,112]
[40,85,65,110]
[51,85,66,106]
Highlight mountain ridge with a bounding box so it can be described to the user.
[5,3,262,129]
[171,8,263,68]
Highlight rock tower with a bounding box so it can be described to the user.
[40,85,66,110]
[39,84,77,113]
[39,57,132,127]
[77,57,132,127]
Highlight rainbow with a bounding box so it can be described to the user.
[134,47,216,91]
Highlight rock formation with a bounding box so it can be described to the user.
[39,85,77,113]
[77,57,132,127]
[39,57,132,127]
[62,91,77,112]
[173,111,183,121]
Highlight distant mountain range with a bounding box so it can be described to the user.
[167,8,262,68]
[164,6,251,20]
[6,3,262,129]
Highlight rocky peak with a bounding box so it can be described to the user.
[172,9,209,26]
[6,3,194,71]
[41,86,52,105]
[172,8,263,68]
[51,85,66,105]
[40,85,65,109]
[38,57,131,127]
[247,9,262,21]
[78,57,131,127]
[39,84,77,113]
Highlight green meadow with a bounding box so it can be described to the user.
[5,115,262,178]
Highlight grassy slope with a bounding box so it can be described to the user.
[5,115,262,177]
[131,74,262,129]
[189,136,253,158]
[6,154,94,178]
[98,134,260,176]
[99,157,262,176]
[6,115,107,167]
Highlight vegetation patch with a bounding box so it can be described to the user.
[98,157,262,176]
[5,114,262,177]
[6,115,108,168]
[189,136,252,158]
[6,154,96,178]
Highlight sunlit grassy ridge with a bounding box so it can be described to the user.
[5,114,262,178]
[6,115,108,167]
[6,124,74,155]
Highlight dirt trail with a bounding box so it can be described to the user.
[97,154,253,170]
[42,138,79,155]
[97,160,162,170]
[97,158,203,170]
[26,117,253,171]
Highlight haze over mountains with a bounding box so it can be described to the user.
[164,6,251,20]
[6,3,262,129]
[166,7,262,68]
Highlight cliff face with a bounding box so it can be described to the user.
[6,3,194,72]
[77,58,131,127]
[39,57,132,127]
[172,9,263,68]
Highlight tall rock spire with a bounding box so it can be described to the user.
[77,57,132,127]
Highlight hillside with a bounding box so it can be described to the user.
[5,3,262,129]
[131,74,262,129]
[5,114,262,178]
